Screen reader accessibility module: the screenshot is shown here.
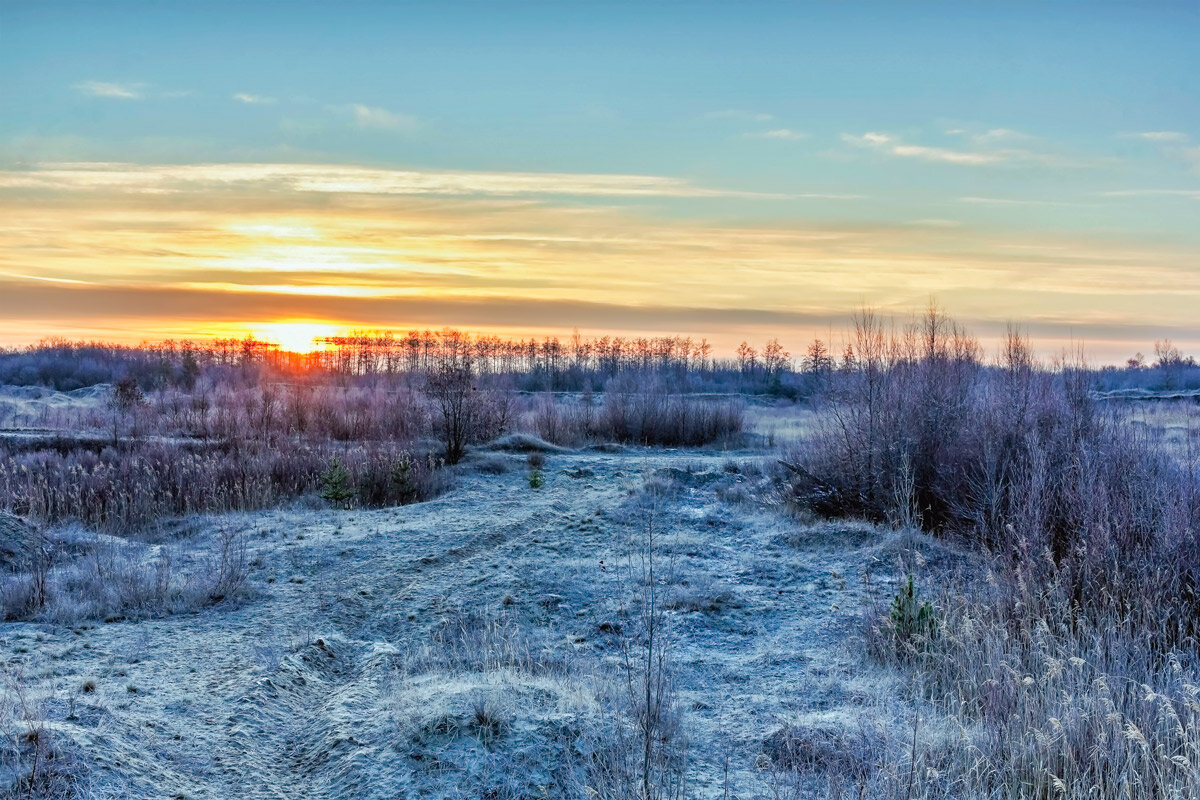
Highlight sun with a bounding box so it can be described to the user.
[252,321,340,354]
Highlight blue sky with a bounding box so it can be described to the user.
[1,1,1198,358]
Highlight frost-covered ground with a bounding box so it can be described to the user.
[2,432,964,798]
[0,385,110,430]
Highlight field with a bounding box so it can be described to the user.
[0,431,925,799]
[1,323,1199,799]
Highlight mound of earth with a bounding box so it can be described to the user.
[487,433,569,453]
[0,511,46,571]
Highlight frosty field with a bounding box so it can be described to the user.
[0,433,955,799]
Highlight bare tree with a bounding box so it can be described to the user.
[736,341,757,375]
[426,355,476,464]
[762,338,790,378]
[110,374,144,446]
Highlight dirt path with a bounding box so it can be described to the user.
[4,446,915,798]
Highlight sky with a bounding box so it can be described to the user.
[1,1,1198,361]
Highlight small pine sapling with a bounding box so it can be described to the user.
[391,456,418,504]
[320,458,354,509]
[890,573,938,651]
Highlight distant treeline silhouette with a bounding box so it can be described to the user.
[1,327,1196,394]
[0,330,797,395]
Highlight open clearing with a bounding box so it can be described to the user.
[0,436,951,798]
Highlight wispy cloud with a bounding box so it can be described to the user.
[3,178,1199,360]
[74,80,142,100]
[843,132,1002,165]
[844,131,1091,168]
[349,104,418,132]
[1102,189,1200,200]
[745,128,806,141]
[234,93,276,105]
[0,162,790,199]
[959,196,1086,207]
[1123,131,1189,142]
[972,128,1030,144]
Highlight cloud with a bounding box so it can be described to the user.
[1123,131,1189,142]
[1102,189,1200,200]
[350,104,419,132]
[0,161,789,199]
[959,196,1086,207]
[843,132,1002,165]
[705,109,774,122]
[945,127,1033,145]
[234,93,276,105]
[745,128,806,141]
[843,131,1090,167]
[3,179,1200,362]
[74,81,141,100]
[1120,133,1200,174]
[972,128,1030,144]
[890,143,1001,165]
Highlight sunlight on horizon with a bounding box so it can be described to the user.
[247,321,340,354]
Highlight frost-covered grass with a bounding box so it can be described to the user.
[1,334,1197,800]
[783,309,1200,799]
[0,525,251,625]
[526,384,745,448]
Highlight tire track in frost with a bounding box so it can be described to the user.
[213,465,604,799]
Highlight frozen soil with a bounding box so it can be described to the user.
[2,444,952,799]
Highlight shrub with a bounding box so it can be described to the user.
[789,309,1200,648]
[390,456,418,503]
[864,558,1200,799]
[887,574,937,653]
[319,458,353,509]
[526,384,744,448]
[425,358,476,464]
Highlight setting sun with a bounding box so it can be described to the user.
[251,321,339,354]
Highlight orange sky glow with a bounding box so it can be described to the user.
[2,161,1197,364]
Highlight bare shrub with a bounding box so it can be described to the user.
[762,723,878,782]
[425,356,477,464]
[472,454,511,474]
[0,670,81,798]
[0,525,254,624]
[526,383,743,449]
[206,526,247,603]
[789,307,1200,798]
[789,309,1200,646]
[0,371,447,531]
[596,379,743,447]
[587,495,687,800]
[0,441,445,531]
[861,560,1200,799]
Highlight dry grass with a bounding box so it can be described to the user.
[0,525,251,623]
[780,309,1200,799]
[529,383,744,448]
[854,563,1200,799]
